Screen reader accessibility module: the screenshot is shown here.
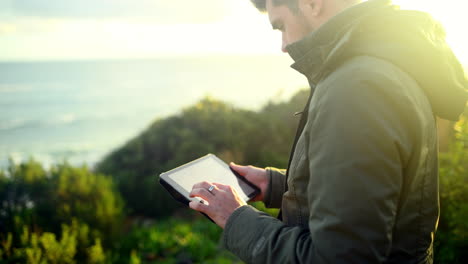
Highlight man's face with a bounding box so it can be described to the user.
[267,0,314,52]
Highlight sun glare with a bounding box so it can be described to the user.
[0,0,466,61]
[393,0,468,66]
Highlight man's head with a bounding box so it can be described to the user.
[251,0,361,52]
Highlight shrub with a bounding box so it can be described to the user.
[0,220,106,264]
[436,116,468,263]
[114,217,242,264]
[0,161,124,260]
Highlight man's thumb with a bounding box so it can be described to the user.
[230,162,247,176]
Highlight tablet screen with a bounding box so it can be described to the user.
[160,154,258,202]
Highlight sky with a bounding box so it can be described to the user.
[0,0,467,63]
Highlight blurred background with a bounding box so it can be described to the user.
[0,0,308,169]
[0,0,466,263]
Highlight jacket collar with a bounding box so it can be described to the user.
[286,0,392,83]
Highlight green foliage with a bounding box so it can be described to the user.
[113,218,242,264]
[0,161,124,263]
[50,164,124,241]
[0,221,103,264]
[436,116,468,263]
[87,239,106,264]
[129,250,141,264]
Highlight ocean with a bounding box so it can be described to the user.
[0,55,308,169]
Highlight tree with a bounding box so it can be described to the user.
[0,160,124,260]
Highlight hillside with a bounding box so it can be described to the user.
[96,89,310,218]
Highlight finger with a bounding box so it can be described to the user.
[189,200,209,213]
[212,182,230,191]
[213,183,240,197]
[229,162,248,176]
[190,188,214,200]
[192,181,213,190]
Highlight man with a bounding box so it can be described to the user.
[189,0,468,263]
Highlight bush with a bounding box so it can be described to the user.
[0,220,106,264]
[113,218,242,264]
[436,116,468,263]
[0,161,124,261]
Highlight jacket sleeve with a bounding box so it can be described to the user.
[263,167,286,208]
[222,62,414,263]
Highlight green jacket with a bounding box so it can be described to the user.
[222,0,468,263]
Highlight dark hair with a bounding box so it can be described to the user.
[250,0,299,12]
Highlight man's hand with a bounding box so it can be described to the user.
[189,181,247,229]
[229,162,268,202]
[189,162,269,229]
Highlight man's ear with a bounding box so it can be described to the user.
[299,0,324,16]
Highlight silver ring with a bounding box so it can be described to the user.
[208,185,215,194]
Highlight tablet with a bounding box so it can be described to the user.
[159,154,259,206]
